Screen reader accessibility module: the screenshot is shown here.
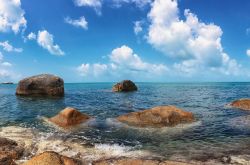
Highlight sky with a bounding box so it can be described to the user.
[0,0,250,83]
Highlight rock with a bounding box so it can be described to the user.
[1,82,14,84]
[0,137,24,165]
[49,107,91,128]
[16,74,64,96]
[112,80,137,92]
[93,158,191,165]
[230,99,250,111]
[22,151,82,165]
[117,106,194,127]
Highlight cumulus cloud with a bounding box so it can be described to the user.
[0,0,27,34]
[77,45,168,79]
[73,0,102,15]
[112,0,151,8]
[147,0,241,76]
[37,30,65,56]
[65,16,88,30]
[134,21,143,35]
[109,45,168,74]
[247,49,250,57]
[27,32,36,40]
[0,41,23,53]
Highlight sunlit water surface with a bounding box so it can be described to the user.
[0,83,250,161]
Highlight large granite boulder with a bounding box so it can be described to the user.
[49,107,91,128]
[16,74,64,96]
[117,106,194,127]
[230,99,250,111]
[93,158,191,165]
[0,137,24,165]
[23,151,81,165]
[112,80,137,92]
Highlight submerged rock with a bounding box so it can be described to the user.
[230,99,250,111]
[23,151,81,165]
[93,158,191,165]
[16,74,64,96]
[112,80,137,92]
[49,107,91,128]
[117,106,194,127]
[0,137,24,165]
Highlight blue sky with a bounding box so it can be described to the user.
[0,0,250,82]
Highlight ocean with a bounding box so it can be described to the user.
[0,82,250,162]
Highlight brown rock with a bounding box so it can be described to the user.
[93,158,191,165]
[49,107,91,128]
[0,137,24,165]
[16,74,64,96]
[112,80,137,92]
[22,151,81,165]
[117,106,194,127]
[230,99,250,111]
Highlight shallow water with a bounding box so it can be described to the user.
[0,82,250,162]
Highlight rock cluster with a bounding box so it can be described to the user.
[23,151,81,165]
[112,80,138,92]
[117,106,194,127]
[16,74,64,96]
[0,137,24,165]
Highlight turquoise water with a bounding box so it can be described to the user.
[0,83,250,161]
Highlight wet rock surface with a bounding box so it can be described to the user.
[230,99,250,111]
[117,106,195,127]
[49,107,91,128]
[0,137,24,165]
[22,151,82,165]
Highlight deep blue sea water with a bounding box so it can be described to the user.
[0,83,250,161]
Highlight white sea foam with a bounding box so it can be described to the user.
[0,126,152,164]
[94,143,132,156]
[105,118,126,128]
[106,118,201,136]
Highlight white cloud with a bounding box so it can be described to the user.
[77,63,90,76]
[247,49,250,57]
[109,45,168,74]
[0,52,12,67]
[0,51,15,80]
[0,0,27,34]
[246,28,250,35]
[0,52,3,61]
[65,16,88,30]
[77,45,168,79]
[0,41,23,52]
[73,0,102,15]
[134,21,143,35]
[112,0,151,8]
[1,61,12,67]
[37,30,65,56]
[147,0,240,76]
[77,63,108,77]
[93,63,108,76]
[27,32,36,40]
